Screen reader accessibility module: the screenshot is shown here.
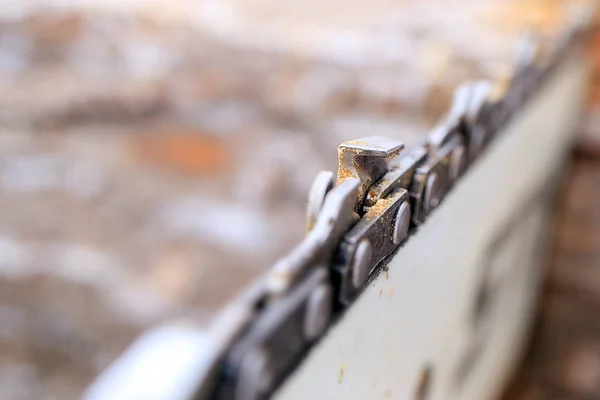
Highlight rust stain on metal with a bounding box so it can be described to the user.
[336,146,355,183]
[369,196,395,215]
[336,168,354,181]
[368,188,378,200]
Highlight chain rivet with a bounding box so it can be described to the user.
[237,348,273,400]
[352,239,373,289]
[449,145,467,182]
[393,201,411,245]
[425,173,444,213]
[304,283,333,340]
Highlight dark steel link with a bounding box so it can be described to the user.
[334,189,410,305]
[409,133,465,225]
[214,269,332,400]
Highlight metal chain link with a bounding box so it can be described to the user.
[145,10,594,400]
[200,16,594,400]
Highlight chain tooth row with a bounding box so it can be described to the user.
[82,9,595,400]
[206,17,594,400]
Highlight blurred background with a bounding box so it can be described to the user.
[0,1,599,399]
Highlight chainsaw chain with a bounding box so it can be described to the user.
[197,15,593,400]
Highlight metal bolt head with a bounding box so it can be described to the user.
[237,348,273,400]
[468,126,486,162]
[351,239,373,289]
[449,145,467,182]
[424,173,444,213]
[303,283,333,341]
[393,201,411,245]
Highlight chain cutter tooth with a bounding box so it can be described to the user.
[337,136,404,213]
[333,140,426,304]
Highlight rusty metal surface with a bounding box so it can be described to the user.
[502,154,600,400]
